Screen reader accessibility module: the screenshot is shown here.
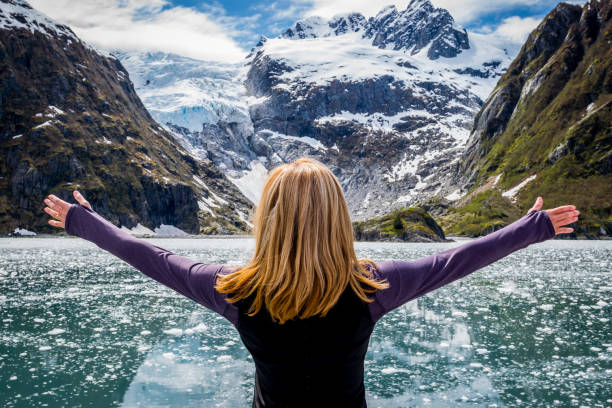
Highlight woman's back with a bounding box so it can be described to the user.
[235,274,375,407]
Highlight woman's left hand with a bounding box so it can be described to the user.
[528,196,579,235]
[44,190,92,229]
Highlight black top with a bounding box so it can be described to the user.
[235,284,375,407]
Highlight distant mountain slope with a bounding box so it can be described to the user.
[241,1,510,220]
[450,0,611,238]
[117,0,513,221]
[0,0,252,235]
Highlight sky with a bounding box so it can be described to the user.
[29,0,585,63]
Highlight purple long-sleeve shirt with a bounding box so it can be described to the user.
[64,203,556,326]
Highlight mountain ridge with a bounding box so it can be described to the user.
[116,0,512,221]
[438,0,611,238]
[0,0,253,236]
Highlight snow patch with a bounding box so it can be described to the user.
[227,161,269,205]
[493,173,502,186]
[502,174,536,201]
[163,328,183,336]
[197,200,214,216]
[120,223,156,236]
[316,111,410,133]
[154,225,188,237]
[0,0,78,43]
[264,130,326,151]
[13,227,36,236]
[33,120,54,129]
[445,189,464,201]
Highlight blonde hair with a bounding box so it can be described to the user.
[215,157,389,324]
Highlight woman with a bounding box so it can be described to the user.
[43,158,578,407]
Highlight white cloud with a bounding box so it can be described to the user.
[29,0,248,62]
[490,15,541,44]
[299,0,412,19]
[431,0,544,24]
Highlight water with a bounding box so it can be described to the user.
[0,237,610,407]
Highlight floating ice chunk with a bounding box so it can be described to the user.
[184,323,207,335]
[47,328,65,335]
[163,328,183,336]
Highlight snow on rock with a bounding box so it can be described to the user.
[262,129,327,151]
[0,0,108,57]
[12,227,36,236]
[0,0,77,41]
[445,189,464,201]
[226,161,269,205]
[197,200,214,216]
[502,174,537,201]
[493,173,502,186]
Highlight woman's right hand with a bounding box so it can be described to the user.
[528,196,579,235]
[44,190,92,229]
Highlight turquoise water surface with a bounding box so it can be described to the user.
[0,237,610,407]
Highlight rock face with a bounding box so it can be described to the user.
[363,1,469,59]
[457,0,612,238]
[353,207,447,242]
[0,0,253,235]
[118,0,511,222]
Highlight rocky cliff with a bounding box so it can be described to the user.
[353,206,447,242]
[0,0,253,235]
[450,0,611,238]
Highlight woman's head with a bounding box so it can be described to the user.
[215,157,388,324]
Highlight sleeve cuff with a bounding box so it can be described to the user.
[541,210,556,239]
[64,203,78,236]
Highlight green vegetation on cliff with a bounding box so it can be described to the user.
[453,0,611,238]
[353,207,447,242]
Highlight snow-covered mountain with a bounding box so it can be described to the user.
[116,0,514,219]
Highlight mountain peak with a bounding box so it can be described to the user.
[374,5,398,20]
[365,1,469,59]
[278,2,469,60]
[0,0,76,41]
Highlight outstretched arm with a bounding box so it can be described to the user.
[368,197,579,323]
[43,190,238,325]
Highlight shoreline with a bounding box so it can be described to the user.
[3,234,610,241]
